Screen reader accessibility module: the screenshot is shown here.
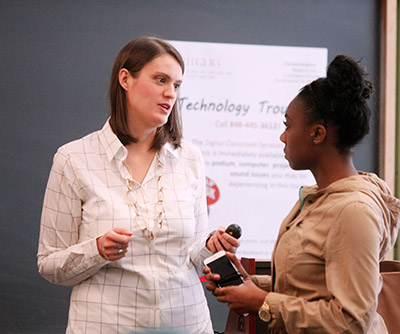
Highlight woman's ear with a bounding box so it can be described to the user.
[310,124,327,144]
[118,68,130,91]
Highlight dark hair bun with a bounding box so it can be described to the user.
[299,55,373,151]
[327,55,372,102]
[307,55,373,150]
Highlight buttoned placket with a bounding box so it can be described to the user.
[119,154,163,327]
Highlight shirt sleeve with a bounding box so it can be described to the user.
[254,275,272,291]
[266,201,383,333]
[37,146,106,286]
[187,147,212,276]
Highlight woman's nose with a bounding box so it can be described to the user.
[279,131,286,143]
[164,84,176,99]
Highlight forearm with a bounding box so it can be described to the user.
[190,163,212,275]
[189,212,212,276]
[38,237,106,286]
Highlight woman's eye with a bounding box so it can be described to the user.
[283,121,288,128]
[174,83,181,90]
[156,77,166,83]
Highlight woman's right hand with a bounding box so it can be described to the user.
[206,228,240,253]
[96,227,133,261]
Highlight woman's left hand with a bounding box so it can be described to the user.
[211,278,267,315]
[206,228,240,253]
[203,252,266,314]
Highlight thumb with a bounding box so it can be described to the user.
[113,227,133,236]
[226,252,249,279]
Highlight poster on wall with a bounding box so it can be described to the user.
[171,40,328,259]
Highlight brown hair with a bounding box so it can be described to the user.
[109,36,185,150]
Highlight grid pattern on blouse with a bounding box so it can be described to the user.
[37,120,213,334]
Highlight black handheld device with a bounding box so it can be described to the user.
[203,250,244,287]
[225,224,242,239]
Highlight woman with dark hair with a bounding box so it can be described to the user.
[37,36,238,334]
[204,55,400,333]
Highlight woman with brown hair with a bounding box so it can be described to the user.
[38,36,238,334]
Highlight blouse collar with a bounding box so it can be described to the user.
[99,119,181,165]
